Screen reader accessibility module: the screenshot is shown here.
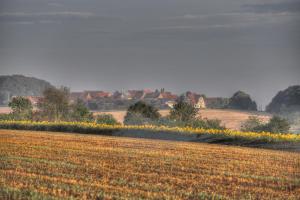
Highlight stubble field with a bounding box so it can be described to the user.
[0,129,299,200]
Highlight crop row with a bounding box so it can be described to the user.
[0,120,299,143]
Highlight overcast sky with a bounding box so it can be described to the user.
[0,0,299,107]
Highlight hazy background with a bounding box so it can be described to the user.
[0,0,299,108]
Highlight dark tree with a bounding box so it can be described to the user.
[38,87,70,121]
[266,85,300,113]
[126,101,161,120]
[70,100,93,122]
[170,100,198,122]
[228,91,257,111]
[264,116,290,133]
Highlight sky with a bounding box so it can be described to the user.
[0,0,299,108]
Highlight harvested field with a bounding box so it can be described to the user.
[95,109,272,130]
[0,129,299,199]
[0,107,11,114]
[1,107,272,130]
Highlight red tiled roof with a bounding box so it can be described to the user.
[84,91,112,100]
[23,96,42,105]
[159,92,178,100]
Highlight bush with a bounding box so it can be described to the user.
[0,113,14,121]
[153,116,187,127]
[241,116,290,134]
[264,116,290,133]
[241,116,262,132]
[96,114,120,125]
[189,118,225,130]
[153,116,225,130]
[123,112,154,125]
[31,111,45,122]
[124,101,160,125]
[126,101,161,120]
[70,100,94,122]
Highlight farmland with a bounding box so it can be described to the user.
[0,107,272,130]
[95,109,272,130]
[1,129,300,200]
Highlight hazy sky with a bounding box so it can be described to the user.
[0,0,300,107]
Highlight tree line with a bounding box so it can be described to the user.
[0,86,291,133]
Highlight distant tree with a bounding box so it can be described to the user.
[241,116,263,132]
[87,102,98,110]
[0,113,14,121]
[70,100,94,122]
[124,112,154,125]
[189,118,225,130]
[170,100,198,122]
[8,96,33,120]
[126,101,161,120]
[241,116,290,133]
[96,114,120,125]
[38,87,70,121]
[266,85,300,113]
[228,91,257,111]
[264,116,290,133]
[123,101,160,125]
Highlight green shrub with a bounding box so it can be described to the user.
[154,116,225,130]
[264,116,290,133]
[126,101,161,120]
[96,114,120,125]
[241,116,262,132]
[124,101,160,125]
[153,116,187,127]
[123,112,154,125]
[189,118,225,130]
[0,113,14,121]
[241,116,290,134]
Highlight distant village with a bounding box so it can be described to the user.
[0,76,230,111]
[68,89,229,111]
[0,86,230,111]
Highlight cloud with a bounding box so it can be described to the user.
[242,1,300,13]
[47,3,64,7]
[166,11,298,31]
[0,11,96,23]
[0,11,95,18]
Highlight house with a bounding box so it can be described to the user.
[83,91,112,101]
[158,91,178,100]
[184,91,206,109]
[165,100,176,108]
[194,96,206,109]
[127,90,146,100]
[185,91,200,104]
[144,90,161,99]
[21,96,42,106]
